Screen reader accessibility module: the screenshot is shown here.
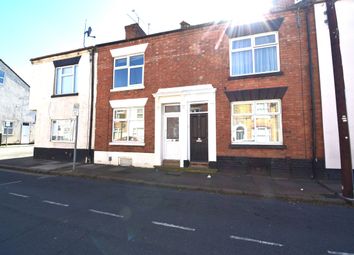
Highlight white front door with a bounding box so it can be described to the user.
[163,105,180,160]
[21,123,30,144]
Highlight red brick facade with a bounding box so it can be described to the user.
[95,3,324,174]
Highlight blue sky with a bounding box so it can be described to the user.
[1,0,271,84]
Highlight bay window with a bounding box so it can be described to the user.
[231,100,282,145]
[112,107,144,144]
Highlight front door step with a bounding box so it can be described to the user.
[155,161,218,174]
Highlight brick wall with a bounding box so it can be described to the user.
[95,6,324,163]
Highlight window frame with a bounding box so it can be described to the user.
[54,64,78,95]
[0,70,5,85]
[231,99,283,145]
[111,107,145,146]
[229,31,280,77]
[50,119,75,143]
[112,53,145,91]
[3,121,14,136]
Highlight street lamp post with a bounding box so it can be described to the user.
[73,104,80,171]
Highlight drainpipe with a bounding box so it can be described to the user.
[88,47,96,163]
[305,5,317,179]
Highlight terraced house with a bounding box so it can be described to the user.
[93,0,325,178]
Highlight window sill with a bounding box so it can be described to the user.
[229,144,286,149]
[109,142,145,147]
[110,85,145,92]
[51,93,78,98]
[50,140,74,144]
[229,71,283,80]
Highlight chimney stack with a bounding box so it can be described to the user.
[125,23,146,40]
[180,21,190,29]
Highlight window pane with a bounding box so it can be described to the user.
[255,34,276,45]
[255,46,277,73]
[61,75,74,94]
[255,103,267,113]
[167,117,179,139]
[55,68,61,94]
[62,66,73,75]
[115,58,127,67]
[130,55,144,66]
[113,121,128,141]
[114,69,128,88]
[0,70,4,84]
[165,105,180,113]
[130,67,143,85]
[255,116,280,142]
[232,50,253,76]
[190,103,208,113]
[232,116,253,142]
[136,108,144,119]
[232,39,251,49]
[114,110,127,119]
[269,102,279,113]
[129,120,144,142]
[233,103,252,114]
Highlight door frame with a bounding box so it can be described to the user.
[188,102,209,162]
[153,84,217,168]
[162,104,181,160]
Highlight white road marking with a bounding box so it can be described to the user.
[89,209,124,218]
[230,235,284,247]
[328,250,354,255]
[0,180,22,186]
[37,175,55,180]
[152,221,196,232]
[43,200,69,207]
[9,192,29,198]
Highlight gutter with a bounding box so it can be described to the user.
[88,47,96,163]
[305,5,318,179]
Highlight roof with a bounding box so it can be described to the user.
[0,59,30,88]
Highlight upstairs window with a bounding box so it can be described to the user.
[0,70,4,85]
[113,54,144,89]
[230,32,279,76]
[55,65,78,95]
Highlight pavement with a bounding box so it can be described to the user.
[0,156,350,206]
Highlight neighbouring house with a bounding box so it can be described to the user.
[30,48,97,162]
[0,59,35,145]
[314,0,354,174]
[93,0,325,177]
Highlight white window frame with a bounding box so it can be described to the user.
[112,54,144,91]
[54,64,78,95]
[229,31,280,77]
[111,107,145,146]
[231,99,283,145]
[3,121,14,136]
[110,43,148,92]
[50,119,75,142]
[0,70,5,85]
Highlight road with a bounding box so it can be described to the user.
[0,168,353,255]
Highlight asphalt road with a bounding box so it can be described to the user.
[0,168,353,255]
